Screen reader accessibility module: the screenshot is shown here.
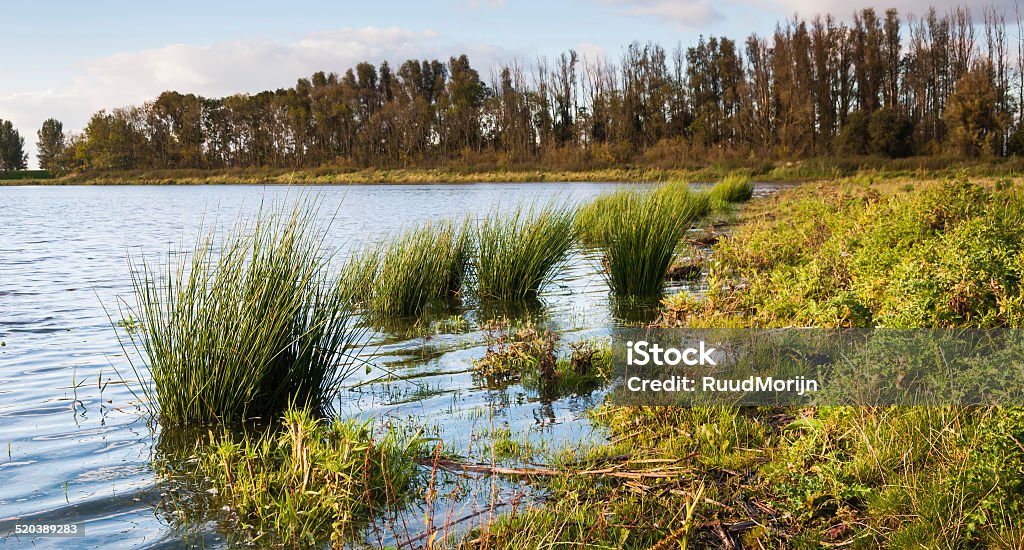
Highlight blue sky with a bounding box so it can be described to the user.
[0,0,1012,166]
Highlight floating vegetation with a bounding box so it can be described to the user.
[472,319,610,396]
[474,203,576,301]
[187,409,429,546]
[123,200,364,426]
[472,319,558,384]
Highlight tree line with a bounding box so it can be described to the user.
[14,4,1024,175]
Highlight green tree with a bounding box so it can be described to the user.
[868,107,914,157]
[36,118,66,173]
[0,119,28,171]
[834,111,871,155]
[944,65,999,157]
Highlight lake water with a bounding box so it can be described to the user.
[0,182,778,548]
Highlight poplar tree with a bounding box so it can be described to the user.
[36,118,66,173]
[0,119,27,171]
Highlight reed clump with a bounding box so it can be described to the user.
[706,173,754,207]
[474,203,576,301]
[346,220,469,319]
[195,408,428,546]
[583,187,709,296]
[125,201,363,426]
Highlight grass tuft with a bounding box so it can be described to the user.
[583,186,709,296]
[124,200,363,426]
[474,203,576,301]
[706,173,754,207]
[346,219,469,319]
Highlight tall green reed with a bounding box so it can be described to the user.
[585,186,709,296]
[475,203,576,301]
[346,220,470,319]
[123,201,364,426]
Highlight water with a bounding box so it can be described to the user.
[0,182,780,548]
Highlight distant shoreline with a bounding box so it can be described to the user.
[5,158,1024,186]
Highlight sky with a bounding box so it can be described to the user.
[1,0,1018,168]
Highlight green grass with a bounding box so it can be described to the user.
[705,173,754,207]
[581,186,710,296]
[474,203,576,301]
[181,408,429,546]
[663,178,1024,328]
[346,219,469,319]
[123,200,364,426]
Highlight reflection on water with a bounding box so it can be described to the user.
[0,182,784,548]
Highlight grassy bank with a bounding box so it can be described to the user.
[466,177,1024,549]
[17,156,1024,185]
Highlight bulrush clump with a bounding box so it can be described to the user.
[124,200,364,426]
[474,202,576,301]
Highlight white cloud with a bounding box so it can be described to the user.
[0,27,520,168]
[575,42,609,63]
[601,0,723,29]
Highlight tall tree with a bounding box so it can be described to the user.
[944,64,999,157]
[36,118,67,173]
[0,120,28,171]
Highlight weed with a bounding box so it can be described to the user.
[172,409,429,546]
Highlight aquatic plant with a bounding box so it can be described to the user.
[706,173,754,207]
[194,408,428,546]
[473,319,558,384]
[472,320,610,395]
[124,201,363,426]
[588,187,709,296]
[347,219,469,319]
[474,203,576,301]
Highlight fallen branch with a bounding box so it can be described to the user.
[418,458,688,481]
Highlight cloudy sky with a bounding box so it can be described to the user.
[1,0,1016,167]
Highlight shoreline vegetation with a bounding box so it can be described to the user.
[473,176,1024,549]
[12,156,1024,185]
[132,178,751,546]
[129,174,1024,547]
[136,173,1024,548]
